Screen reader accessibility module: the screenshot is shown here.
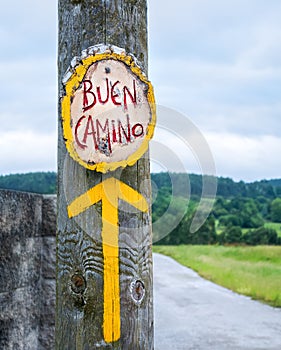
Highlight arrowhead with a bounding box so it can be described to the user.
[111,177,149,213]
[67,177,148,218]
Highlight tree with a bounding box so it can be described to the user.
[243,227,278,245]
[219,226,242,244]
[270,198,281,222]
[219,214,242,227]
[190,214,217,245]
[239,198,264,228]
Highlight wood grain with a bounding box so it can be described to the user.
[57,1,153,348]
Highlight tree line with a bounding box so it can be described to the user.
[1,171,281,245]
[151,173,281,246]
[0,172,56,194]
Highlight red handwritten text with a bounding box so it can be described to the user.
[75,115,144,155]
[83,79,137,112]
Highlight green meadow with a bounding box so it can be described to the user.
[153,245,281,307]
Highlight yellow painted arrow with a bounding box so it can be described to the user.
[67,177,148,343]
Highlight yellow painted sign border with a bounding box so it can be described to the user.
[61,53,156,173]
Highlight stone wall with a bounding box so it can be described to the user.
[0,190,56,350]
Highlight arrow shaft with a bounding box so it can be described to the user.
[102,193,120,343]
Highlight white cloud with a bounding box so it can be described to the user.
[0,57,57,133]
[149,0,281,62]
[0,1,57,134]
[149,15,281,143]
[150,51,281,141]
[0,130,57,174]
[237,24,281,69]
[151,125,281,182]
[0,0,57,58]
[0,0,281,181]
[205,132,281,181]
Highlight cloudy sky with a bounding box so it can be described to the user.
[1,0,281,182]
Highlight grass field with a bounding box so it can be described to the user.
[153,245,281,307]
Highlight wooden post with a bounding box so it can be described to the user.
[57,1,153,349]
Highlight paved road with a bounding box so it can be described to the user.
[154,253,281,350]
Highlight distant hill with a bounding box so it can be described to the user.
[0,171,281,198]
[266,179,281,188]
[0,172,56,194]
[151,173,281,199]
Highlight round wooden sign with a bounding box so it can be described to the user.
[61,46,156,173]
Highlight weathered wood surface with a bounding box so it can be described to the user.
[57,1,153,349]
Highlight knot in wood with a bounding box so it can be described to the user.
[130,279,145,304]
[71,273,86,294]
